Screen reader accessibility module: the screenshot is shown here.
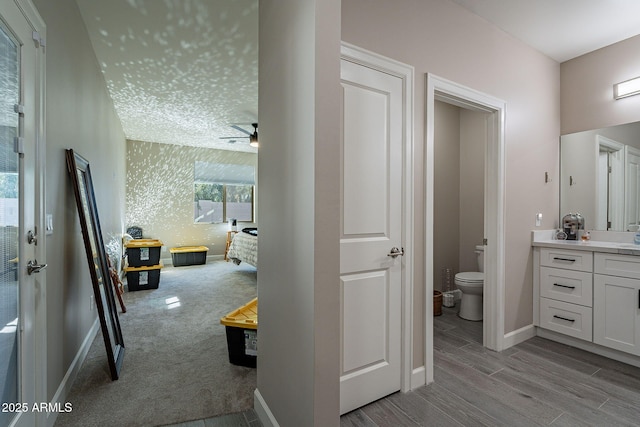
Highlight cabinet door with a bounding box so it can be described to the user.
[593,274,640,356]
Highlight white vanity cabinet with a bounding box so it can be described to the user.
[593,253,640,356]
[537,248,593,341]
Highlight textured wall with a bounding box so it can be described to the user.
[126,140,256,260]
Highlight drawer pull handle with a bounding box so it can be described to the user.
[553,257,576,263]
[553,283,576,290]
[553,315,575,323]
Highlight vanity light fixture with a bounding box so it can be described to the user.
[614,76,640,99]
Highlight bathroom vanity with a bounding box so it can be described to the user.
[533,231,640,366]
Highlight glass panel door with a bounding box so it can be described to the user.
[0,21,21,427]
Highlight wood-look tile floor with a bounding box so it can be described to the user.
[341,305,640,426]
[171,306,640,426]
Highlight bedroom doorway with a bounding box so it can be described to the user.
[425,74,506,384]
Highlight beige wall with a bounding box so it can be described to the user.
[126,140,257,260]
[343,0,561,360]
[257,0,340,426]
[561,34,640,135]
[434,102,485,290]
[32,0,127,401]
[434,101,460,290]
[459,109,486,271]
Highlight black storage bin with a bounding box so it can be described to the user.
[170,246,208,267]
[126,239,163,267]
[220,298,257,368]
[125,263,162,291]
[224,327,257,368]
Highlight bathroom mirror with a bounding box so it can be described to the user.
[66,149,125,380]
[560,121,640,231]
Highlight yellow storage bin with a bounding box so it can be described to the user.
[125,239,163,267]
[124,262,163,291]
[170,245,208,266]
[220,298,258,367]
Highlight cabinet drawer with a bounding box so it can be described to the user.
[540,267,592,307]
[539,248,593,272]
[594,253,640,279]
[539,297,593,341]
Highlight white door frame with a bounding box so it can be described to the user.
[595,135,624,230]
[4,1,47,426]
[340,42,415,392]
[625,145,640,231]
[425,74,506,384]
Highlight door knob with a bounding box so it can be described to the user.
[27,260,47,275]
[387,247,405,258]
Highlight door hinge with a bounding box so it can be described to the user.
[608,166,612,173]
[13,137,24,154]
[483,238,488,246]
[32,31,45,48]
[14,104,24,115]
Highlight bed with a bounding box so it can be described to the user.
[227,228,257,267]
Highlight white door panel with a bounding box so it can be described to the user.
[341,270,389,374]
[340,58,403,415]
[342,84,389,235]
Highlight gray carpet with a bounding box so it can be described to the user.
[54,260,258,427]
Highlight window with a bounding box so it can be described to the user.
[194,161,255,223]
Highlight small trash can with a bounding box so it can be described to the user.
[434,290,443,316]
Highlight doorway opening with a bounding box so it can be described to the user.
[425,75,506,384]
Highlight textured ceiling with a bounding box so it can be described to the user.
[76,0,258,152]
[76,0,640,152]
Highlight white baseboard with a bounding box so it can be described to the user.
[410,366,426,390]
[502,323,536,350]
[254,388,279,427]
[46,318,99,427]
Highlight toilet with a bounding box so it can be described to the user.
[454,245,484,321]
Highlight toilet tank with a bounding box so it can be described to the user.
[475,245,484,272]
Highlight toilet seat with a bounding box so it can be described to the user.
[454,272,483,284]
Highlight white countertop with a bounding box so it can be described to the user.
[532,230,640,255]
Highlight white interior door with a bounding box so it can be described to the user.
[0,1,43,426]
[339,58,403,415]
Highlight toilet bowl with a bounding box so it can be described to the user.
[454,245,484,321]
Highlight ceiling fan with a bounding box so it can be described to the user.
[220,123,258,147]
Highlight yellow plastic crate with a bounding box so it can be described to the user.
[125,239,163,248]
[220,298,258,367]
[220,297,258,330]
[169,245,208,254]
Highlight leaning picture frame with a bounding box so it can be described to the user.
[66,149,125,380]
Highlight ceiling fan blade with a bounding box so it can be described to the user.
[230,124,253,136]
